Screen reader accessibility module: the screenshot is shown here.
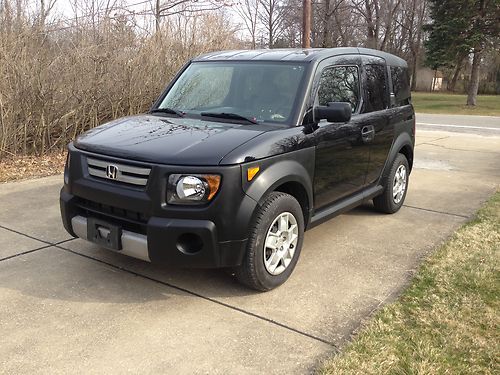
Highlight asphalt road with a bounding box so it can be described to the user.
[1,114,499,374]
[416,113,500,135]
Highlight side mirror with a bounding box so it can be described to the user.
[314,102,352,123]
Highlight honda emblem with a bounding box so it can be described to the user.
[106,165,119,180]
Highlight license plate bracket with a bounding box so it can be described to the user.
[87,217,122,250]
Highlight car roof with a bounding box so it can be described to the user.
[193,48,407,67]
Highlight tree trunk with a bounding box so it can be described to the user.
[467,50,482,106]
[321,0,330,48]
[448,64,461,92]
[268,5,274,48]
[431,69,437,92]
[410,0,426,91]
[39,0,47,27]
[155,0,161,33]
[302,0,311,48]
[364,0,377,49]
[410,56,418,91]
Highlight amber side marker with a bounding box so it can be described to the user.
[203,175,221,201]
[247,166,260,181]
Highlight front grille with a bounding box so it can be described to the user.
[74,197,149,234]
[87,157,151,187]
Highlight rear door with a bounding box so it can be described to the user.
[358,56,394,185]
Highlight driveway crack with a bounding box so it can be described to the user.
[0,244,53,262]
[0,224,76,261]
[415,135,450,146]
[0,223,76,245]
[403,205,469,219]
[55,243,338,350]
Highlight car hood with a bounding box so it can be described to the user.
[74,115,267,165]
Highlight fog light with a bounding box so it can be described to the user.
[176,233,203,254]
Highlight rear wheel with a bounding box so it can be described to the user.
[373,153,409,214]
[235,192,304,291]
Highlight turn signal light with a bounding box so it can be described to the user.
[247,166,260,181]
[203,174,222,200]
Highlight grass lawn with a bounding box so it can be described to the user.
[412,92,500,116]
[320,192,500,375]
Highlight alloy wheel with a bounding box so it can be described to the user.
[393,164,407,204]
[263,212,299,275]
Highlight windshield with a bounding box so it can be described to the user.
[158,62,307,124]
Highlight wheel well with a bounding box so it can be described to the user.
[274,181,310,225]
[399,144,413,171]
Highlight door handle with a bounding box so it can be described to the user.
[361,125,375,142]
[361,126,375,134]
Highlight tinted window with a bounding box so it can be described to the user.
[390,66,411,106]
[363,64,388,112]
[317,66,360,113]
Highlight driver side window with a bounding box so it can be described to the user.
[317,66,360,113]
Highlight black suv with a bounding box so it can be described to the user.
[60,48,415,291]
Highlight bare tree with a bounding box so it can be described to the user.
[279,0,302,46]
[258,0,289,47]
[350,0,380,49]
[302,0,310,47]
[399,0,427,90]
[38,0,57,26]
[155,0,226,32]
[317,0,345,47]
[0,0,240,158]
[234,0,260,48]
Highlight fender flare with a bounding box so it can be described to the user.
[380,132,414,181]
[242,150,315,222]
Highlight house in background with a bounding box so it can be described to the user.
[414,67,444,91]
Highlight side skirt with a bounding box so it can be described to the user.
[307,185,383,229]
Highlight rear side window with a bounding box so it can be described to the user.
[317,66,360,113]
[390,66,411,106]
[363,64,388,113]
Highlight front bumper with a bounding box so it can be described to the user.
[61,189,249,268]
[60,145,256,268]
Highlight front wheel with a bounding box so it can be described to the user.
[373,153,409,214]
[235,192,304,291]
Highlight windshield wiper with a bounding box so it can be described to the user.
[201,112,257,124]
[150,107,184,117]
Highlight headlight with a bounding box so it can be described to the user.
[167,174,221,205]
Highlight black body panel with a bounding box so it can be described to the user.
[74,115,266,166]
[60,47,415,269]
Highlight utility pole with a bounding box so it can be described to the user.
[302,0,311,48]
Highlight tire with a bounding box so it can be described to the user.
[373,153,409,214]
[235,192,304,291]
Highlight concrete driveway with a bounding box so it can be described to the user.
[1,114,499,374]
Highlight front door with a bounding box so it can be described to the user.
[312,59,371,209]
